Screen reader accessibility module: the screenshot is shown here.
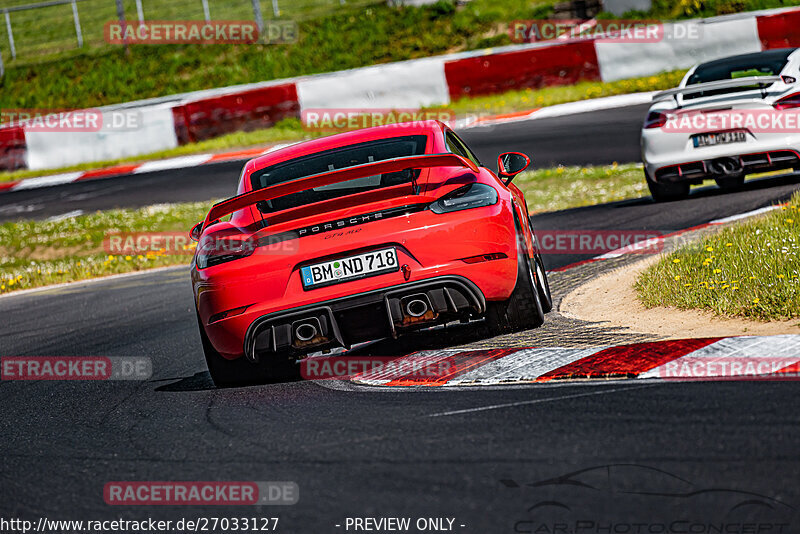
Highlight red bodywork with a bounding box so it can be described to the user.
[191,121,536,361]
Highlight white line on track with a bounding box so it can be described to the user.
[426,383,656,417]
[45,210,84,222]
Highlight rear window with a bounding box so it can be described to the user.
[684,49,794,100]
[250,135,428,213]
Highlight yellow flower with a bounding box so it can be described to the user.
[713,269,722,274]
[787,219,794,224]
[674,275,681,281]
[684,283,692,287]
[778,274,785,279]
[125,255,132,261]
[725,243,733,247]
[722,284,729,289]
[732,286,739,290]
[753,298,760,304]
[706,246,713,252]
[108,255,115,261]
[749,275,756,280]
[672,258,681,263]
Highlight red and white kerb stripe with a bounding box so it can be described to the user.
[351,335,800,387]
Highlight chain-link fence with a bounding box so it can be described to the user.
[0,0,381,71]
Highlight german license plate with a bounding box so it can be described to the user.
[301,248,398,289]
[692,130,747,147]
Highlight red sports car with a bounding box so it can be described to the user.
[190,120,551,386]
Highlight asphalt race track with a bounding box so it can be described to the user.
[2,103,800,530]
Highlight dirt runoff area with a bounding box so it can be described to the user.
[560,256,800,339]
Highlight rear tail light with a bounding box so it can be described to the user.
[773,92,800,110]
[430,183,498,214]
[644,111,667,129]
[196,234,256,269]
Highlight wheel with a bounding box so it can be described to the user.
[646,170,689,202]
[486,219,545,335]
[533,250,553,313]
[714,174,745,191]
[526,217,553,314]
[196,311,297,388]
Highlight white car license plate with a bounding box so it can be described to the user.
[301,248,399,289]
[692,130,747,147]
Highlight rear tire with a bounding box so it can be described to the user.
[714,174,745,191]
[486,221,545,335]
[196,312,297,388]
[525,217,553,313]
[533,251,553,313]
[646,171,689,202]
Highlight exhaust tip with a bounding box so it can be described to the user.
[405,299,429,318]
[295,322,319,342]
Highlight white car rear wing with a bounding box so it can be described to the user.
[652,75,783,104]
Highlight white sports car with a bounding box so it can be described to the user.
[641,48,800,201]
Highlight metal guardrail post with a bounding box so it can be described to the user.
[4,10,16,60]
[0,48,4,78]
[135,0,144,22]
[71,0,83,48]
[115,0,127,53]
[272,0,280,17]
[201,0,210,21]
[252,0,264,36]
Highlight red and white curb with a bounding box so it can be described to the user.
[350,335,800,387]
[0,144,292,193]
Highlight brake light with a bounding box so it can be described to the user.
[196,234,257,269]
[644,111,667,129]
[429,183,498,214]
[774,92,800,110]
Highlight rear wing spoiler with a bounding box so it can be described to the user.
[652,75,782,104]
[202,153,480,229]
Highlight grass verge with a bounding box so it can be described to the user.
[0,161,650,295]
[0,201,211,294]
[635,193,800,321]
[515,163,647,212]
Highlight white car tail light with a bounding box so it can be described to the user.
[773,92,800,110]
[644,111,667,129]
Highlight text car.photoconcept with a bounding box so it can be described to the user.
[190,120,551,386]
[641,47,800,201]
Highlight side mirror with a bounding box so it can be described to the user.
[189,222,203,242]
[497,152,531,184]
